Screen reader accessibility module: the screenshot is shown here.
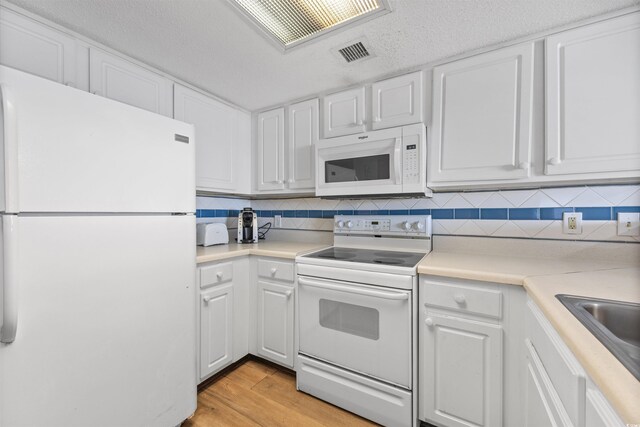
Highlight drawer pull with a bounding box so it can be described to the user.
[270,267,278,276]
[216,272,223,280]
[453,294,466,304]
[285,290,292,299]
[424,317,434,327]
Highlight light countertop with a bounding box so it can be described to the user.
[417,251,639,286]
[418,246,640,424]
[196,241,329,264]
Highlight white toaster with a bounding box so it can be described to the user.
[196,223,229,246]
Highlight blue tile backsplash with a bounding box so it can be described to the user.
[196,184,640,242]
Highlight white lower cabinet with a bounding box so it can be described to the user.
[420,277,506,427]
[255,258,295,368]
[199,283,234,379]
[197,257,250,383]
[256,280,295,367]
[524,299,625,427]
[423,314,503,427]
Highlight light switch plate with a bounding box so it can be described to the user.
[617,212,640,236]
[563,212,582,234]
[274,215,282,228]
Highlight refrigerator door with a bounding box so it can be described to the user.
[0,65,195,214]
[0,214,196,426]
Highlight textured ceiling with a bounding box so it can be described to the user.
[4,0,639,111]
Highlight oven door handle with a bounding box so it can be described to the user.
[298,277,409,301]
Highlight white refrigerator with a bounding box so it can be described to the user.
[0,65,197,426]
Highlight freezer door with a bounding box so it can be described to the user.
[0,65,194,213]
[0,214,197,426]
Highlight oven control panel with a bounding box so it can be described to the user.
[334,215,432,237]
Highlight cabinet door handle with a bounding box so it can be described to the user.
[203,296,215,304]
[453,294,466,304]
[424,317,434,327]
[270,267,278,276]
[518,162,530,170]
[548,157,561,166]
[277,180,284,184]
[355,119,364,126]
[287,179,294,184]
[373,116,381,123]
[285,290,293,298]
[216,272,223,280]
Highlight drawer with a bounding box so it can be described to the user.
[526,300,585,427]
[422,280,502,319]
[200,261,233,288]
[258,259,294,282]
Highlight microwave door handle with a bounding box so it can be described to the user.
[394,138,402,184]
[298,277,409,300]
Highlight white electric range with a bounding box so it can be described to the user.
[295,215,432,427]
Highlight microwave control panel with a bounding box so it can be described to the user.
[403,143,420,184]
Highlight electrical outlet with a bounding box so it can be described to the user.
[617,212,640,236]
[274,215,282,228]
[563,212,582,234]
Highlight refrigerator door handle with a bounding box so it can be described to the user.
[0,83,19,212]
[1,215,19,343]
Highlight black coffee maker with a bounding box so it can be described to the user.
[237,208,258,243]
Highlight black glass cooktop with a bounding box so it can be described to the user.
[305,247,426,268]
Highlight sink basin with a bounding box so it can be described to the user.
[556,294,640,381]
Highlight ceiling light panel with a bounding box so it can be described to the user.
[232,0,389,50]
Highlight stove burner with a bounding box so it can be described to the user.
[374,251,413,258]
[373,258,404,265]
[319,253,356,260]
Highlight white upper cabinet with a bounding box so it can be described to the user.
[287,98,318,190]
[0,8,79,87]
[430,42,535,184]
[174,84,239,192]
[257,108,286,191]
[371,71,423,130]
[545,12,640,176]
[322,87,366,138]
[89,48,173,117]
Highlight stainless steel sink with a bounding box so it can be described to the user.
[556,294,640,381]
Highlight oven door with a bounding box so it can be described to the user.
[316,127,403,196]
[297,275,412,388]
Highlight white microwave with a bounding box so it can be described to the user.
[315,123,429,197]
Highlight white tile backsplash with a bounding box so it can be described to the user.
[196,185,640,243]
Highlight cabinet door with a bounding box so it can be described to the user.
[257,108,285,191]
[420,312,503,427]
[430,42,535,183]
[0,8,78,86]
[174,84,237,192]
[287,98,318,190]
[546,12,640,176]
[89,48,173,117]
[256,280,294,368]
[371,71,423,130]
[322,87,366,138]
[200,283,234,380]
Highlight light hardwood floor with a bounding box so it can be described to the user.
[183,358,377,426]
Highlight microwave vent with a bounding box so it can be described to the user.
[338,41,370,63]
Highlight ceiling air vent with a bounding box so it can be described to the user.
[338,41,370,63]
